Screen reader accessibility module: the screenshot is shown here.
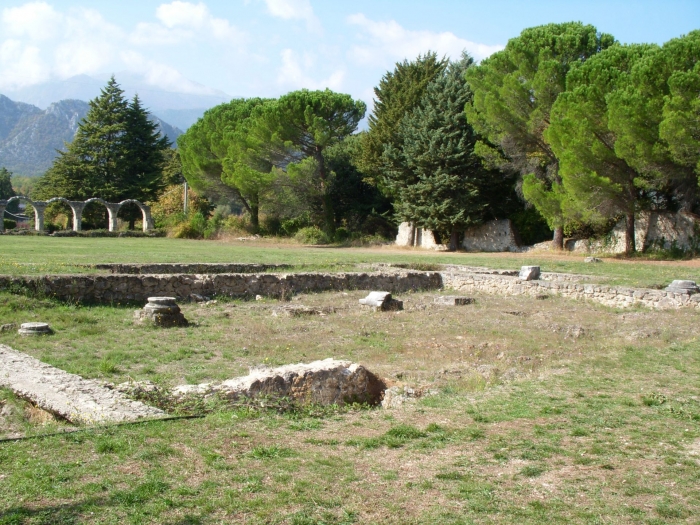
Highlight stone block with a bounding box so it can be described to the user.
[434,295,474,305]
[18,322,52,336]
[172,358,386,406]
[518,266,540,281]
[135,297,188,327]
[665,280,699,294]
[584,257,602,263]
[359,291,403,311]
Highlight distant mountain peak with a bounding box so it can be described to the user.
[0,95,183,178]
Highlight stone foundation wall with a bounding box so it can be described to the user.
[441,271,700,310]
[0,271,442,304]
[94,263,293,274]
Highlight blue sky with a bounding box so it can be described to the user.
[1,0,698,109]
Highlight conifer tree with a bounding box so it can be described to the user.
[358,52,448,188]
[34,77,170,227]
[384,54,499,251]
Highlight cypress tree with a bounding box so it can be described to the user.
[384,54,496,251]
[34,77,170,228]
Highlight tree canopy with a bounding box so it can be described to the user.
[545,44,658,254]
[383,53,504,250]
[465,22,615,248]
[358,52,448,187]
[177,98,274,230]
[246,89,366,234]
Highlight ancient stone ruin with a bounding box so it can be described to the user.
[135,297,189,327]
[0,196,154,233]
[359,291,404,311]
[17,322,53,336]
[171,358,386,406]
[518,266,541,281]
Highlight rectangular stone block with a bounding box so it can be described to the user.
[434,295,474,305]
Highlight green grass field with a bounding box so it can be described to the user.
[1,237,699,523]
[3,236,700,287]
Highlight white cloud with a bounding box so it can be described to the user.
[0,39,49,89]
[277,49,344,90]
[1,2,61,41]
[130,2,244,45]
[263,0,321,33]
[121,50,223,95]
[0,2,244,94]
[347,13,503,65]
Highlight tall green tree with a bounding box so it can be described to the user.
[0,167,18,214]
[465,22,615,249]
[358,52,448,187]
[383,54,499,250]
[607,30,700,209]
[545,44,658,254]
[34,77,171,227]
[177,98,274,231]
[0,167,15,200]
[247,89,366,234]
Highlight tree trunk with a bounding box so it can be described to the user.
[625,211,636,256]
[552,226,564,251]
[129,217,135,230]
[250,205,259,233]
[316,147,335,235]
[448,226,459,252]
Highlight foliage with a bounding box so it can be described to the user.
[466,22,615,247]
[247,89,366,234]
[607,30,700,211]
[545,44,658,254]
[178,98,274,231]
[0,166,19,214]
[294,226,330,245]
[149,183,210,229]
[32,77,171,228]
[358,52,448,188]
[384,54,506,250]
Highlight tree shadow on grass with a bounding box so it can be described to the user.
[0,480,205,525]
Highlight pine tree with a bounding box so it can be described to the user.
[384,54,497,250]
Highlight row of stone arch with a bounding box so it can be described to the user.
[0,197,154,233]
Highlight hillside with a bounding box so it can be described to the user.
[0,95,182,177]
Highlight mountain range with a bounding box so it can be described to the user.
[3,73,230,130]
[0,95,183,178]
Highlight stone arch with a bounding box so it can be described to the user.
[46,197,81,232]
[119,199,154,232]
[84,198,121,231]
[1,196,46,232]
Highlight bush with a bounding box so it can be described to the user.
[294,226,330,245]
[334,226,350,242]
[3,219,16,230]
[173,212,207,239]
[221,215,255,235]
[281,213,312,236]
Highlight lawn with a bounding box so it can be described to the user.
[1,238,699,523]
[3,236,700,288]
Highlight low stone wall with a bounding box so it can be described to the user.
[93,263,293,274]
[441,271,700,310]
[0,271,442,304]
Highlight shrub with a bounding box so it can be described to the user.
[281,213,312,236]
[3,219,16,230]
[334,227,350,242]
[173,212,207,239]
[294,226,330,245]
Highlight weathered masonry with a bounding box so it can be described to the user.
[0,271,443,303]
[0,196,154,233]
